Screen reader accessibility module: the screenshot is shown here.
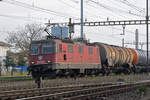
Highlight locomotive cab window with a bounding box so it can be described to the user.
[42,43,55,54]
[30,44,39,55]
[79,46,84,54]
[68,45,73,53]
[88,47,93,54]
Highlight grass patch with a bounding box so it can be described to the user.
[4,71,28,77]
[0,76,32,81]
[0,72,33,81]
[136,87,148,95]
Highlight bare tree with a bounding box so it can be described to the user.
[6,23,44,53]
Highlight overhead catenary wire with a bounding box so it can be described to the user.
[86,2,133,20]
[1,0,146,20]
[113,0,145,13]
[1,0,80,20]
[62,0,146,39]
[70,0,134,20]
[0,13,48,23]
[109,0,145,14]
[58,0,77,10]
[70,0,79,4]
[62,0,145,20]
[87,0,145,18]
[109,26,146,38]
[57,0,107,21]
[85,27,146,47]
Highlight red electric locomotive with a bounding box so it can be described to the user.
[29,39,101,79]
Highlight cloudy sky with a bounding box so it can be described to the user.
[0,0,149,49]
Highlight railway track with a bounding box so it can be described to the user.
[0,82,117,100]
[14,81,150,100]
[1,73,150,91]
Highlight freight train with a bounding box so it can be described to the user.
[28,38,150,83]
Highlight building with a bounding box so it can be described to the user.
[0,41,12,61]
[0,41,12,76]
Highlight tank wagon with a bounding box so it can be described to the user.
[28,38,150,80]
[94,43,137,75]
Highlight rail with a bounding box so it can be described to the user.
[0,83,116,100]
[16,81,150,100]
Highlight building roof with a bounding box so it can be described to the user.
[0,41,12,47]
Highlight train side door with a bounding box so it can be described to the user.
[78,45,84,63]
[57,43,67,62]
[62,44,67,62]
[67,44,74,62]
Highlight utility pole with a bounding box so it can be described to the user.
[122,38,124,47]
[120,25,126,35]
[81,0,84,39]
[135,29,139,49]
[146,0,149,64]
[60,26,62,39]
[68,18,73,39]
[32,0,34,7]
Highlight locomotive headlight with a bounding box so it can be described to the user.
[48,61,51,63]
[31,62,35,64]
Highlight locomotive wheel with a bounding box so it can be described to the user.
[79,73,85,77]
[101,69,110,76]
[101,68,106,76]
[102,64,110,76]
[123,68,131,75]
[106,70,110,76]
[132,65,137,74]
[104,68,110,76]
[95,70,100,76]
[35,76,41,88]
